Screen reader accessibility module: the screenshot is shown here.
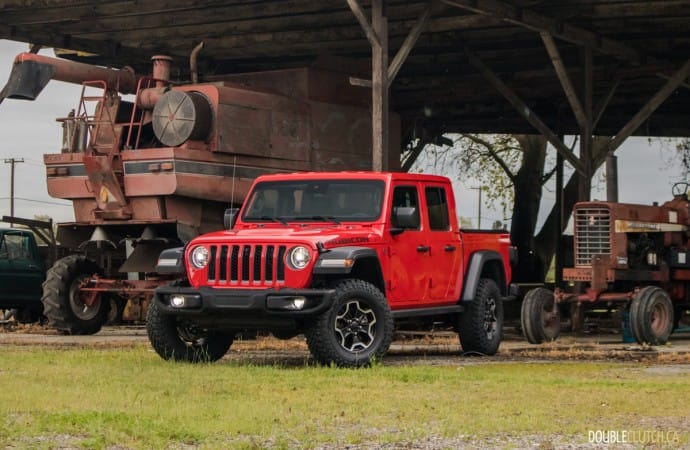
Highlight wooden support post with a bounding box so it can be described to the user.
[578,47,593,201]
[555,150,564,288]
[348,0,434,171]
[606,154,619,202]
[372,0,389,171]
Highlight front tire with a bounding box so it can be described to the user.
[41,255,110,335]
[458,278,504,355]
[521,287,560,344]
[305,279,394,367]
[630,286,674,345]
[146,299,233,362]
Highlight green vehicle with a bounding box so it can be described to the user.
[0,226,47,323]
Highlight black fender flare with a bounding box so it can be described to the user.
[156,246,186,274]
[313,246,379,275]
[461,250,507,302]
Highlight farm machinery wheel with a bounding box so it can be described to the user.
[521,287,561,344]
[305,279,394,367]
[630,286,674,345]
[458,278,504,355]
[146,299,234,363]
[41,255,110,335]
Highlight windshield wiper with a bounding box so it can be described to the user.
[258,215,288,225]
[295,216,341,225]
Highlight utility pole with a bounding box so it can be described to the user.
[3,158,25,226]
[470,186,482,229]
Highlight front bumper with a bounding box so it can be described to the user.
[154,285,335,321]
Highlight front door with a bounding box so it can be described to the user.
[386,184,431,307]
[0,232,43,307]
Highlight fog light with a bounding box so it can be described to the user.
[170,295,186,308]
[290,297,306,310]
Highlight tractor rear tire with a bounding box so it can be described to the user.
[458,278,504,355]
[630,286,674,345]
[146,299,233,363]
[41,255,109,335]
[521,287,560,344]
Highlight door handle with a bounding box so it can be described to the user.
[417,245,430,253]
[444,245,456,252]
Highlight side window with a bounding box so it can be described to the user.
[0,236,7,260]
[0,234,30,260]
[391,185,420,229]
[425,187,450,231]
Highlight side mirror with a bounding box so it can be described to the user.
[224,207,240,229]
[390,206,419,235]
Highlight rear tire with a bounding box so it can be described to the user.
[458,278,504,355]
[630,286,674,345]
[521,287,560,344]
[305,279,393,367]
[41,255,109,335]
[146,299,233,362]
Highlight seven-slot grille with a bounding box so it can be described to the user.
[206,244,287,286]
[574,207,611,267]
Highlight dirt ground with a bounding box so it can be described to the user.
[2,322,690,366]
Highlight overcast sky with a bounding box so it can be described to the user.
[0,39,686,229]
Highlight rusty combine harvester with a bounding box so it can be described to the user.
[521,182,690,345]
[0,50,398,334]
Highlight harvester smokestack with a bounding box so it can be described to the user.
[0,52,137,104]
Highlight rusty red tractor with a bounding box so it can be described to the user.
[522,182,690,345]
[0,49,397,334]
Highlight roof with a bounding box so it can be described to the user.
[2,1,689,144]
[253,171,450,183]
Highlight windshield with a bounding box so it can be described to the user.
[243,179,385,223]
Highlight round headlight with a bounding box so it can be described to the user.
[190,246,209,269]
[289,245,311,270]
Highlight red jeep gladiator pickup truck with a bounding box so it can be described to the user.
[148,171,516,367]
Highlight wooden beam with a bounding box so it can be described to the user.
[592,79,620,131]
[607,59,690,155]
[464,47,585,175]
[442,0,642,64]
[387,1,433,87]
[346,0,380,48]
[540,32,587,131]
[402,139,429,172]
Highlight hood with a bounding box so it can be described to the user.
[191,224,382,248]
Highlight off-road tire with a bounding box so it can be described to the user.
[305,279,393,367]
[146,298,233,362]
[521,287,560,344]
[41,255,109,335]
[630,286,674,345]
[458,278,504,355]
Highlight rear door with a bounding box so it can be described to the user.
[424,184,462,302]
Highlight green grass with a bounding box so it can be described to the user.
[0,344,688,449]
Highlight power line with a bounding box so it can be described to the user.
[3,158,24,226]
[0,196,71,207]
